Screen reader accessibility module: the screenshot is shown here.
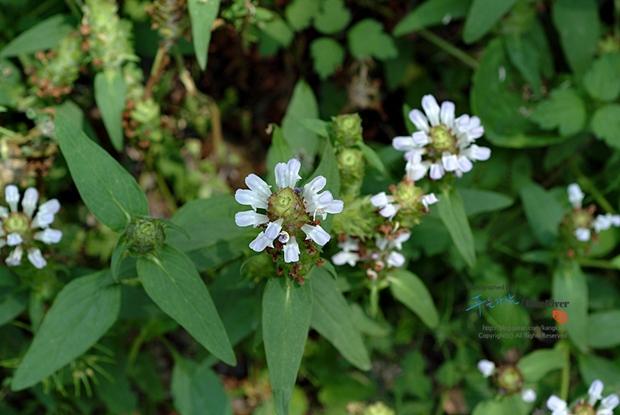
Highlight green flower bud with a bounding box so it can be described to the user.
[574,402,596,415]
[494,365,524,395]
[332,114,363,148]
[3,212,30,235]
[430,125,456,151]
[125,217,166,255]
[363,402,395,415]
[268,187,309,224]
[332,197,379,240]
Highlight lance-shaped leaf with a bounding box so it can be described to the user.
[94,71,126,151]
[55,114,149,232]
[172,357,232,415]
[552,261,588,353]
[188,0,221,70]
[262,277,312,415]
[11,271,120,391]
[437,186,476,268]
[388,269,439,329]
[310,267,370,371]
[136,244,235,365]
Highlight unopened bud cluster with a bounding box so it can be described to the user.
[147,0,190,46]
[477,360,536,403]
[332,114,365,205]
[125,216,166,255]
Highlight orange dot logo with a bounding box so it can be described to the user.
[552,310,568,323]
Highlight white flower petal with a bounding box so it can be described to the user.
[477,360,495,378]
[422,193,439,210]
[5,185,19,212]
[265,219,283,239]
[440,101,455,129]
[575,227,591,242]
[235,211,269,227]
[521,389,536,403]
[412,131,430,146]
[465,145,491,161]
[338,237,359,252]
[390,232,411,250]
[546,396,568,413]
[6,233,23,246]
[567,183,585,209]
[375,237,389,251]
[406,160,430,181]
[6,245,23,266]
[332,251,359,267]
[34,228,63,244]
[421,95,441,126]
[22,188,39,218]
[442,153,459,171]
[593,213,614,233]
[387,251,405,267]
[370,192,394,208]
[457,155,473,172]
[275,158,301,189]
[303,176,327,198]
[249,231,276,252]
[599,394,620,412]
[393,136,417,151]
[37,198,60,215]
[379,204,399,220]
[588,379,604,406]
[429,163,445,180]
[408,109,430,133]
[283,237,300,263]
[0,206,8,219]
[301,224,330,246]
[235,189,268,210]
[27,248,47,269]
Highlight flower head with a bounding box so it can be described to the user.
[393,95,490,181]
[1,185,62,268]
[546,380,619,415]
[235,158,343,276]
[565,183,620,243]
[370,181,438,228]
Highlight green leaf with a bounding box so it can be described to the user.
[171,357,232,415]
[591,104,620,149]
[519,182,564,246]
[261,17,294,47]
[0,15,74,58]
[298,118,330,138]
[552,0,599,74]
[530,88,586,137]
[55,114,148,232]
[282,80,319,159]
[519,348,567,382]
[310,267,370,371]
[262,277,312,415]
[188,0,221,70]
[471,39,566,148]
[388,269,439,329]
[347,19,397,61]
[578,354,620,390]
[136,244,236,365]
[11,271,120,391]
[310,37,345,80]
[437,186,476,268]
[359,143,388,175]
[457,188,513,216]
[588,309,620,349]
[94,71,127,151]
[463,0,517,44]
[0,268,28,328]
[393,0,471,36]
[166,195,255,271]
[313,0,351,34]
[503,33,541,95]
[111,234,127,283]
[552,261,588,353]
[350,303,389,337]
[285,0,320,31]
[584,52,620,102]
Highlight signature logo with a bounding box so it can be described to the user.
[552,310,568,323]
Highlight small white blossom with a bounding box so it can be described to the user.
[567,183,584,209]
[235,159,343,264]
[589,379,604,406]
[598,394,619,415]
[1,185,62,268]
[547,395,569,415]
[332,236,361,267]
[574,227,591,242]
[370,192,399,219]
[394,95,490,181]
[593,213,620,233]
[545,380,618,415]
[477,359,495,378]
[521,389,536,403]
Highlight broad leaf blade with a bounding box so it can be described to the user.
[388,269,439,329]
[519,348,567,382]
[172,357,232,415]
[94,71,126,151]
[463,0,517,44]
[552,0,599,74]
[310,267,370,371]
[136,244,236,365]
[262,277,312,415]
[0,15,74,58]
[588,309,620,349]
[55,114,149,232]
[0,268,28,328]
[519,182,564,246]
[188,0,221,70]
[437,186,476,268]
[11,271,120,391]
[393,0,470,36]
[552,261,588,353]
[281,80,319,159]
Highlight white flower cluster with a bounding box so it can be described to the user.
[0,185,62,268]
[547,380,619,415]
[393,95,491,181]
[370,191,438,220]
[476,360,536,404]
[235,158,343,263]
[332,232,411,277]
[567,183,620,242]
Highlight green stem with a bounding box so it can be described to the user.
[419,29,479,70]
[576,258,618,270]
[559,341,570,402]
[571,161,616,214]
